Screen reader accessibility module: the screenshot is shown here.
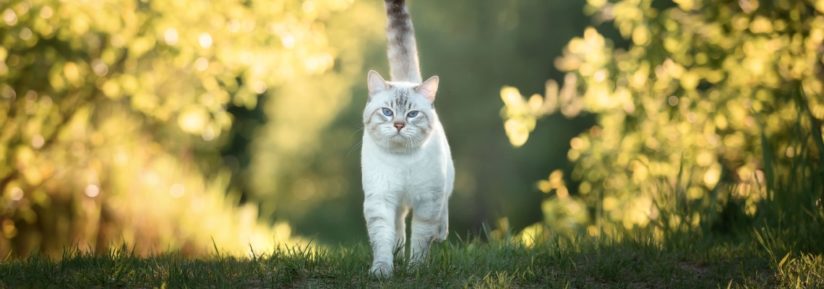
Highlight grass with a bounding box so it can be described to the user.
[0,231,821,289]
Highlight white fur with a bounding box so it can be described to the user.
[361,76,454,278]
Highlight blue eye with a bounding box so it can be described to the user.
[407,111,419,118]
[381,108,393,117]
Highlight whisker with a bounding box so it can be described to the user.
[345,126,365,158]
[346,138,363,158]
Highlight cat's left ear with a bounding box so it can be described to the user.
[415,75,439,103]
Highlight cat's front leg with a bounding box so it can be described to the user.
[437,204,448,241]
[409,197,446,265]
[364,196,396,278]
[394,206,409,258]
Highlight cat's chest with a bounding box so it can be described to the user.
[365,153,442,181]
[362,149,445,194]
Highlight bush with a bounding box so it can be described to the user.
[0,0,377,257]
[501,0,824,239]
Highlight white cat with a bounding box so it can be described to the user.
[361,0,455,279]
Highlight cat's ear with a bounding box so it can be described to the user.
[415,75,439,103]
[367,70,388,98]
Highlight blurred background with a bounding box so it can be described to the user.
[1,0,822,257]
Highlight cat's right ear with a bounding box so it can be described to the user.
[367,70,388,99]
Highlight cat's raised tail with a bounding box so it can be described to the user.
[384,0,422,83]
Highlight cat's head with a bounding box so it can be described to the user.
[363,70,440,153]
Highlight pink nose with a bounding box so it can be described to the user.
[394,122,405,130]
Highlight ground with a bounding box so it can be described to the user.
[1,232,822,289]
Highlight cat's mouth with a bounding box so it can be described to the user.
[388,133,410,144]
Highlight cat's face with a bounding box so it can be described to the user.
[364,70,439,152]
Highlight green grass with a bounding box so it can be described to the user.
[1,232,821,289]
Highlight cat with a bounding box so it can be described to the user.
[361,0,455,279]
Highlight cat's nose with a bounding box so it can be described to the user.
[394,122,405,130]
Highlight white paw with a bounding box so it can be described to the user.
[409,251,427,267]
[369,262,393,279]
[436,225,448,241]
[409,257,424,268]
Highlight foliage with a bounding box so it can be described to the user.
[502,0,824,236]
[0,0,378,257]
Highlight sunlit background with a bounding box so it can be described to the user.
[1,0,822,258]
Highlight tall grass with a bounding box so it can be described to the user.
[644,85,824,251]
[753,86,824,253]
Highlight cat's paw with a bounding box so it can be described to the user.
[435,225,448,242]
[409,253,427,268]
[408,259,423,269]
[369,262,393,279]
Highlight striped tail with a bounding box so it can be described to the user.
[384,0,422,83]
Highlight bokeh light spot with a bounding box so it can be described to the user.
[85,184,100,198]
